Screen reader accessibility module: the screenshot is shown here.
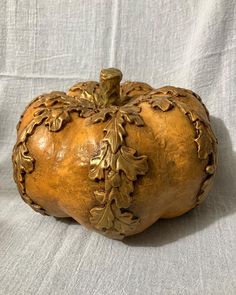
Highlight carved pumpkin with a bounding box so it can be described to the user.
[12,68,217,240]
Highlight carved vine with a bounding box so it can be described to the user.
[88,104,148,239]
[12,92,97,214]
[145,87,218,205]
[174,99,217,205]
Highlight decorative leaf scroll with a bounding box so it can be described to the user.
[131,90,174,112]
[116,146,148,181]
[13,92,97,214]
[197,175,215,204]
[119,105,144,126]
[103,116,126,153]
[89,106,148,239]
[89,143,110,180]
[68,81,100,105]
[90,203,114,230]
[33,92,97,131]
[195,121,215,160]
[120,81,153,104]
[148,95,174,112]
[16,142,34,175]
[151,87,218,206]
[13,127,47,214]
[89,105,118,124]
[159,86,210,119]
[45,109,70,132]
[94,190,107,204]
[112,204,140,233]
[112,173,134,208]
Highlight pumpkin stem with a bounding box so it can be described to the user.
[100,68,122,107]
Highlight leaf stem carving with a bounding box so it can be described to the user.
[89,106,148,239]
[150,87,218,205]
[13,92,97,214]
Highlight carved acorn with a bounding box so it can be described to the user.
[12,68,217,240]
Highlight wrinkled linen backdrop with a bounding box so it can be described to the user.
[0,1,236,294]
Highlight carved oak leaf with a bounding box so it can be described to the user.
[120,104,141,114]
[18,114,46,144]
[111,204,140,234]
[107,171,121,187]
[94,190,107,204]
[195,121,214,160]
[34,93,97,130]
[206,163,217,175]
[155,86,188,98]
[16,180,25,194]
[89,143,111,180]
[110,186,132,209]
[119,105,144,126]
[12,152,22,183]
[114,214,139,234]
[90,203,114,230]
[72,82,99,102]
[120,81,153,102]
[197,176,215,205]
[116,146,148,181]
[103,116,126,153]
[205,124,218,145]
[174,100,209,126]
[81,90,99,105]
[118,173,134,207]
[17,142,34,173]
[148,95,174,112]
[44,109,71,132]
[89,106,118,123]
[104,229,125,240]
[74,98,97,118]
[109,172,134,208]
[69,81,99,93]
[33,92,68,108]
[160,86,209,119]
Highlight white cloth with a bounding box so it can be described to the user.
[0,0,236,294]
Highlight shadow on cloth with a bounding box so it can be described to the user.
[124,116,236,247]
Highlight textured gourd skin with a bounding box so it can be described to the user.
[13,69,217,239]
